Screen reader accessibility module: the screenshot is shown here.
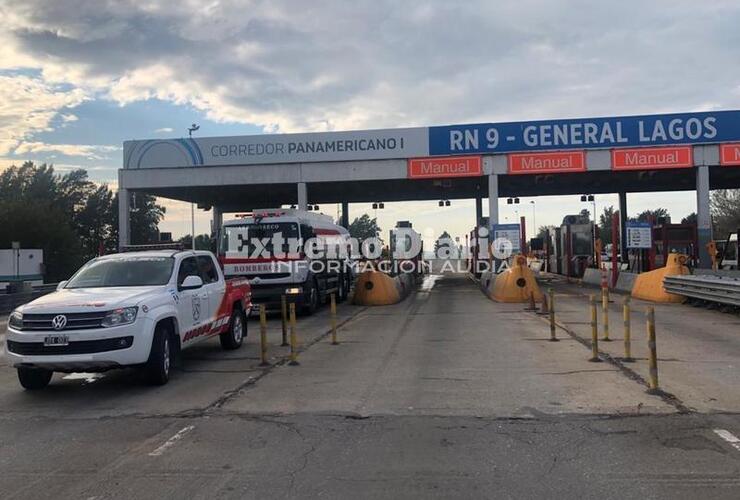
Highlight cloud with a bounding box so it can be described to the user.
[12,141,120,159]
[2,0,740,137]
[0,1,735,239]
[154,127,174,133]
[0,74,88,156]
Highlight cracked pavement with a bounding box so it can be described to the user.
[1,274,740,498]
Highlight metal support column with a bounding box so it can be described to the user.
[487,174,499,228]
[475,197,483,226]
[118,187,130,250]
[341,201,349,228]
[297,182,308,211]
[211,206,223,252]
[618,191,628,263]
[696,166,712,268]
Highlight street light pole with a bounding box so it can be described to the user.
[530,201,536,239]
[191,203,195,250]
[592,199,597,223]
[187,123,199,250]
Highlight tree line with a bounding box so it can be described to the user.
[0,162,165,281]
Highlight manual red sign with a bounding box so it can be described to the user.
[508,151,586,175]
[408,156,482,179]
[720,143,740,166]
[611,146,693,170]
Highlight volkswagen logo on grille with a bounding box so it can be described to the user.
[51,315,68,330]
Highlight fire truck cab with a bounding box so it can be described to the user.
[218,208,353,314]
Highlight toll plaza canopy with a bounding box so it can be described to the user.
[119,110,740,266]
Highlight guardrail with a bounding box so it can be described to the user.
[0,283,59,314]
[663,275,740,307]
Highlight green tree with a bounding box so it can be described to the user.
[681,212,698,225]
[0,162,86,280]
[434,230,454,257]
[536,225,555,239]
[76,184,116,259]
[348,214,381,240]
[711,189,740,239]
[109,191,166,247]
[178,234,213,251]
[635,208,670,223]
[598,206,616,245]
[0,161,166,281]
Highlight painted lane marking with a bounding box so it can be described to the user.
[713,429,740,452]
[148,425,195,457]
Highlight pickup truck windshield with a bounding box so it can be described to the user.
[220,223,300,257]
[66,257,174,288]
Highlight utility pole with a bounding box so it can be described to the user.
[187,123,199,250]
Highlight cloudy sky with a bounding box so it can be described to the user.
[2,0,740,241]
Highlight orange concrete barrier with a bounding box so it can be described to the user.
[489,255,544,303]
[352,270,402,306]
[631,253,689,303]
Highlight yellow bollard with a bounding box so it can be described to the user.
[601,286,611,341]
[259,304,270,366]
[280,295,289,346]
[548,288,558,342]
[330,293,339,345]
[646,307,659,393]
[288,303,299,366]
[623,296,634,362]
[589,294,601,362]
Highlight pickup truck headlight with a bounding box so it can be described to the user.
[8,310,23,329]
[101,307,138,327]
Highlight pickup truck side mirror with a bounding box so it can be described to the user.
[57,280,68,290]
[179,275,203,291]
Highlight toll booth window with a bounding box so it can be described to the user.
[725,241,737,261]
[178,257,199,285]
[666,227,693,241]
[572,231,593,256]
[197,255,218,283]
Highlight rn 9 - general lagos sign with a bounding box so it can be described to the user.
[124,110,740,169]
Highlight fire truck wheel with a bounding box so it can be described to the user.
[302,279,319,315]
[337,272,348,303]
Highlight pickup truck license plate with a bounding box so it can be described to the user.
[44,335,69,347]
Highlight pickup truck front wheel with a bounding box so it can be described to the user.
[17,367,53,390]
[220,308,246,350]
[144,327,171,385]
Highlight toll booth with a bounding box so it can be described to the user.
[547,228,562,275]
[389,221,424,275]
[558,214,594,278]
[652,222,698,268]
[468,217,489,278]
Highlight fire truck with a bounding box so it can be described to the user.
[218,208,353,314]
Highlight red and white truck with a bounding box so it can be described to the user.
[218,208,353,313]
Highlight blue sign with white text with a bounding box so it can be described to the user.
[492,223,521,252]
[428,110,740,155]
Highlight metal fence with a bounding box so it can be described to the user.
[663,275,740,307]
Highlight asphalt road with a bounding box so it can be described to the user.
[1,275,739,499]
[544,276,740,412]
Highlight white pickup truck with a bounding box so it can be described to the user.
[5,249,251,390]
